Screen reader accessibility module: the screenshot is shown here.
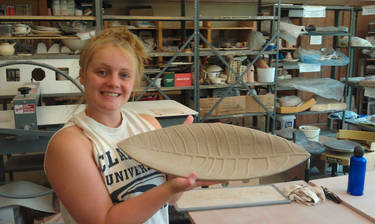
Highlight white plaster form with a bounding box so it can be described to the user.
[0,58,82,96]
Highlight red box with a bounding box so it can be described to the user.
[174,73,192,87]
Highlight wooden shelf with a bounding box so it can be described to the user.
[0,15,95,21]
[0,54,80,60]
[148,49,276,57]
[135,82,275,93]
[103,15,275,22]
[0,49,276,59]
[127,26,157,30]
[280,47,297,51]
[162,26,255,30]
[0,35,79,40]
[103,15,192,21]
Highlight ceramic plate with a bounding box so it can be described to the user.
[324,139,361,153]
[31,29,62,35]
[118,123,310,180]
[33,25,60,32]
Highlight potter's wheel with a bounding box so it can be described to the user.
[324,139,361,153]
[275,128,325,155]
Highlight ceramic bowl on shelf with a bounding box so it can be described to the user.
[61,38,88,51]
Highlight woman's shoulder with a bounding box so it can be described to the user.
[47,125,91,154]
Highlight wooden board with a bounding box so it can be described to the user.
[175,185,290,212]
[360,79,375,88]
[338,129,375,142]
[188,180,374,224]
[310,96,346,111]
[277,98,316,114]
[310,171,375,223]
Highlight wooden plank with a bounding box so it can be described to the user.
[310,171,375,223]
[277,98,316,114]
[310,96,346,111]
[0,16,95,21]
[188,180,374,224]
[0,35,79,40]
[338,130,375,142]
[176,185,289,212]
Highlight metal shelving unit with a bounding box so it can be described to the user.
[100,0,281,131]
[272,4,355,129]
[189,0,281,132]
[0,0,281,131]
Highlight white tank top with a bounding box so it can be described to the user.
[50,109,169,224]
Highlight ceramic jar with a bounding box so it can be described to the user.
[0,42,16,56]
[13,24,31,35]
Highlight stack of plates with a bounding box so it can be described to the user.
[32,26,62,36]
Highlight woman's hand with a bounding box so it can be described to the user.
[183,115,194,125]
[166,173,226,205]
[167,173,226,193]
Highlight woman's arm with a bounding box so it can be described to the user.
[46,126,185,224]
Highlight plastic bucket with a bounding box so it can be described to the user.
[256,68,275,82]
[299,125,320,142]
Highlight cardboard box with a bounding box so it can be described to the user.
[200,96,246,117]
[246,94,275,113]
[174,73,192,87]
[200,94,274,117]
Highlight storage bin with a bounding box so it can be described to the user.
[256,67,275,82]
[277,115,296,129]
[164,72,174,87]
[174,73,192,87]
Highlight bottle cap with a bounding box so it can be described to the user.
[354,145,364,157]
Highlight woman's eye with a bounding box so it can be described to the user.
[97,70,106,76]
[121,73,130,79]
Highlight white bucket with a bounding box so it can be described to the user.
[299,125,320,142]
[256,67,275,82]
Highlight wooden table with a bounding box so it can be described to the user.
[188,177,374,224]
[310,170,375,223]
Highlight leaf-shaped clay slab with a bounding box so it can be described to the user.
[117,123,310,180]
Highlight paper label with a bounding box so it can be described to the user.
[289,6,326,18]
[363,5,375,15]
[14,104,36,114]
[310,36,322,45]
[303,6,326,17]
[299,63,321,73]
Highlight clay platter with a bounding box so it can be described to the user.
[117,123,310,180]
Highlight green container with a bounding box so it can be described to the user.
[164,72,174,87]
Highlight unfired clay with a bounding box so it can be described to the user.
[117,123,310,180]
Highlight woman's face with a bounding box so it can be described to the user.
[80,43,136,114]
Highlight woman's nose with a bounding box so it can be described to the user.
[106,73,120,87]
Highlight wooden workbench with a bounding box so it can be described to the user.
[310,170,375,223]
[187,172,375,224]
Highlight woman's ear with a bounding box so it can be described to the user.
[79,68,84,85]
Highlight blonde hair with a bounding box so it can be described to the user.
[79,27,149,85]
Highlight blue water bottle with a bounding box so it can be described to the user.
[347,146,366,196]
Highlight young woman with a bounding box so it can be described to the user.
[45,27,218,224]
